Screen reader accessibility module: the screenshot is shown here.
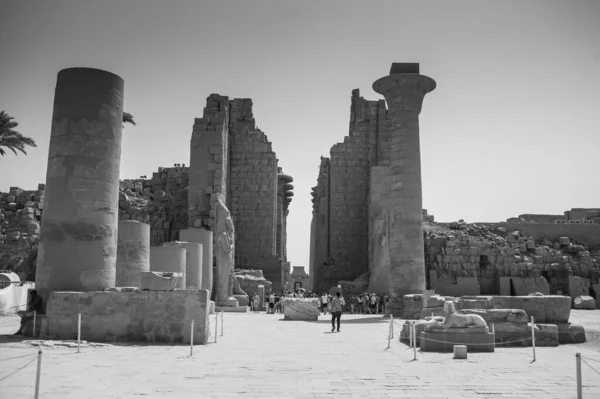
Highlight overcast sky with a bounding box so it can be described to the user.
[1,0,599,270]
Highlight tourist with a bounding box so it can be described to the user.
[320,292,328,315]
[370,293,378,314]
[14,290,43,335]
[275,294,282,313]
[268,293,275,314]
[329,292,345,332]
[349,295,356,314]
[252,292,260,313]
[362,294,370,314]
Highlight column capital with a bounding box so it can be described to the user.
[373,73,436,114]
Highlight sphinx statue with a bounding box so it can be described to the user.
[215,196,239,307]
[339,271,370,296]
[425,301,488,332]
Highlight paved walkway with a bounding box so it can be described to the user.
[1,311,600,399]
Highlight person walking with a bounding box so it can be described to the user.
[320,293,329,315]
[14,290,43,335]
[252,293,260,313]
[330,292,345,333]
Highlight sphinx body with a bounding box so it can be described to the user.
[425,301,488,332]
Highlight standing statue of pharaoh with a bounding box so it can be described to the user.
[215,196,239,307]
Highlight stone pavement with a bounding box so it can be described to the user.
[1,311,600,399]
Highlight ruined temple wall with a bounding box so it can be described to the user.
[228,99,280,288]
[327,138,370,286]
[310,91,391,293]
[309,158,330,292]
[189,94,230,229]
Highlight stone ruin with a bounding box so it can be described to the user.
[400,293,586,352]
[1,94,295,294]
[310,63,436,316]
[309,62,600,313]
[4,66,298,343]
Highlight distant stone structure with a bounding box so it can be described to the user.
[310,63,436,316]
[186,95,293,292]
[289,266,309,292]
[507,208,600,224]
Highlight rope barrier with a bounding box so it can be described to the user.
[581,358,600,377]
[0,355,37,382]
[581,355,600,364]
[0,352,38,362]
[419,336,531,346]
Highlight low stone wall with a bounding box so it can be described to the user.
[41,289,210,344]
[456,295,571,323]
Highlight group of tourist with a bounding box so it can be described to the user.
[319,292,388,315]
[250,291,311,314]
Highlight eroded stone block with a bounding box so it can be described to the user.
[42,290,210,344]
[573,296,596,309]
[140,271,182,291]
[282,298,319,321]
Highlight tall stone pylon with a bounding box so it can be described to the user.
[36,68,124,305]
[372,63,435,316]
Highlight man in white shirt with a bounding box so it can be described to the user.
[321,293,329,315]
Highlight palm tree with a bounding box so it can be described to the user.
[0,111,37,156]
[123,112,136,127]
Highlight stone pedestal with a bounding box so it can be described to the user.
[41,290,210,344]
[36,68,124,304]
[372,63,436,317]
[420,330,495,352]
[116,220,150,287]
[179,228,213,295]
[162,241,203,289]
[149,247,186,289]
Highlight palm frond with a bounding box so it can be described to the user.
[0,111,37,156]
[122,112,136,126]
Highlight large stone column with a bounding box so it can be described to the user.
[163,241,203,289]
[180,228,213,295]
[36,67,124,303]
[372,63,436,316]
[116,221,150,287]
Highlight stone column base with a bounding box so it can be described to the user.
[215,297,239,308]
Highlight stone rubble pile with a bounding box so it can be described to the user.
[425,222,600,307]
[118,166,189,246]
[0,185,44,273]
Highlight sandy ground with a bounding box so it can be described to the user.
[1,309,599,399]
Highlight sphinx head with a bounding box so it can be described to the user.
[444,301,456,314]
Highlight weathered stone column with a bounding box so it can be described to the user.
[180,228,213,295]
[116,220,150,287]
[163,241,203,289]
[150,247,186,289]
[36,67,124,303]
[372,63,436,316]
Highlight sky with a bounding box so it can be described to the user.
[1,0,599,271]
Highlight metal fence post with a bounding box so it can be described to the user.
[34,348,42,399]
[576,353,582,399]
[531,316,536,362]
